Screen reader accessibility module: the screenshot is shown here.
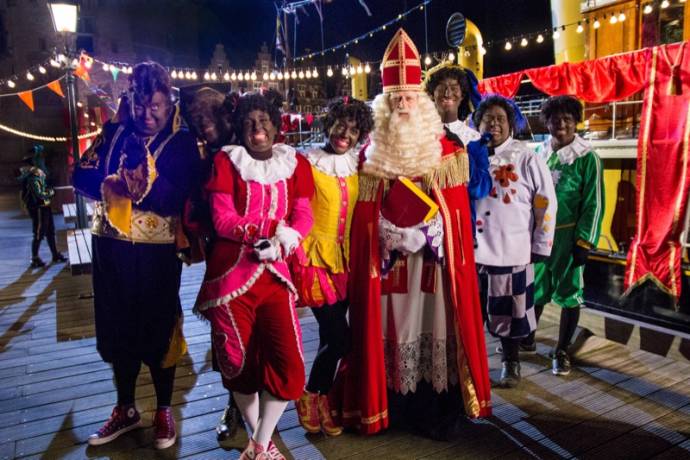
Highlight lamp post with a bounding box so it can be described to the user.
[48,1,88,229]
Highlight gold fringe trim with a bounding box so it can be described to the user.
[455,333,482,418]
[358,174,386,202]
[342,408,388,426]
[424,150,470,190]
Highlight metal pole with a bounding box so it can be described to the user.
[66,67,87,229]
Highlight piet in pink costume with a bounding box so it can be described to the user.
[194,143,314,400]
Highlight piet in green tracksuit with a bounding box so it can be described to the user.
[533,134,604,309]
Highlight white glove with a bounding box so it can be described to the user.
[254,239,281,262]
[397,227,426,254]
[275,222,301,256]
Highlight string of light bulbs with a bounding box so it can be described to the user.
[292,0,432,62]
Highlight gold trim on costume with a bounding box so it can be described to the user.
[342,409,388,426]
[424,149,470,189]
[628,46,658,288]
[555,222,577,230]
[455,333,481,418]
[358,174,386,202]
[669,243,678,300]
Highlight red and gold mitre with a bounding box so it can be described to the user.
[381,28,422,93]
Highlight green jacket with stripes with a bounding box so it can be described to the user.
[534,135,604,248]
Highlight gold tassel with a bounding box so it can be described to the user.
[358,174,386,202]
[424,150,470,190]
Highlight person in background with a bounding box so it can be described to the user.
[425,64,481,146]
[473,95,557,388]
[182,86,242,440]
[18,144,67,268]
[532,95,604,376]
[194,93,314,460]
[73,61,200,450]
[293,97,373,437]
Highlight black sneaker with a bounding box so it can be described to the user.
[499,361,521,388]
[30,257,45,268]
[216,403,240,440]
[552,350,571,376]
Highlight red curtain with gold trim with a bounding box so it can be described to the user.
[626,42,690,298]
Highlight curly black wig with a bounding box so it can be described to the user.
[540,95,583,123]
[129,61,171,102]
[231,92,282,142]
[425,66,472,121]
[322,97,374,143]
[473,95,517,135]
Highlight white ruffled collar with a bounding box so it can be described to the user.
[223,143,297,184]
[490,137,527,166]
[445,120,480,145]
[305,147,358,177]
[542,134,592,166]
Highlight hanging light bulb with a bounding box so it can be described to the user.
[480,46,487,56]
[263,72,269,80]
[83,112,89,119]
[127,66,133,74]
[224,72,230,81]
[7,80,15,88]
[243,72,250,80]
[102,63,109,71]
[644,4,653,14]
[305,69,312,78]
[203,71,210,80]
[661,0,670,8]
[593,19,601,29]
[553,30,561,40]
[447,52,455,62]
[357,64,363,74]
[313,67,319,78]
[298,70,305,79]
[424,55,432,66]
[77,101,83,107]
[576,23,584,33]
[327,67,333,77]
[277,71,283,80]
[269,72,275,80]
[185,71,191,79]
[237,72,243,81]
[350,65,356,75]
[618,12,626,22]
[38,65,46,74]
[26,71,34,81]
[250,72,256,80]
[211,72,218,81]
[291,70,297,79]
[341,67,348,76]
[536,34,545,43]
[520,37,528,47]
[364,63,371,73]
[609,14,617,24]
[50,58,59,68]
[171,70,177,79]
[504,41,513,51]
[283,71,289,80]
[191,71,198,80]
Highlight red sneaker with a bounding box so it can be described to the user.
[153,407,176,449]
[88,405,142,446]
[267,441,286,460]
[239,438,271,460]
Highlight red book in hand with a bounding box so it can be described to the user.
[381,177,439,228]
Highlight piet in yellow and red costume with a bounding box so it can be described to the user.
[330,29,491,437]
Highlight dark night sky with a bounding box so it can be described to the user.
[198,0,554,77]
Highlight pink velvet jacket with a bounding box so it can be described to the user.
[194,145,314,312]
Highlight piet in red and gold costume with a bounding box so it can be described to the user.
[330,29,491,437]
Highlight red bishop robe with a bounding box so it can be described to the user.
[330,135,492,434]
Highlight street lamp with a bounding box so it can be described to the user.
[48,2,88,229]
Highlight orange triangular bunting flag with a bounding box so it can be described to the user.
[74,66,90,81]
[47,80,64,97]
[18,91,34,111]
